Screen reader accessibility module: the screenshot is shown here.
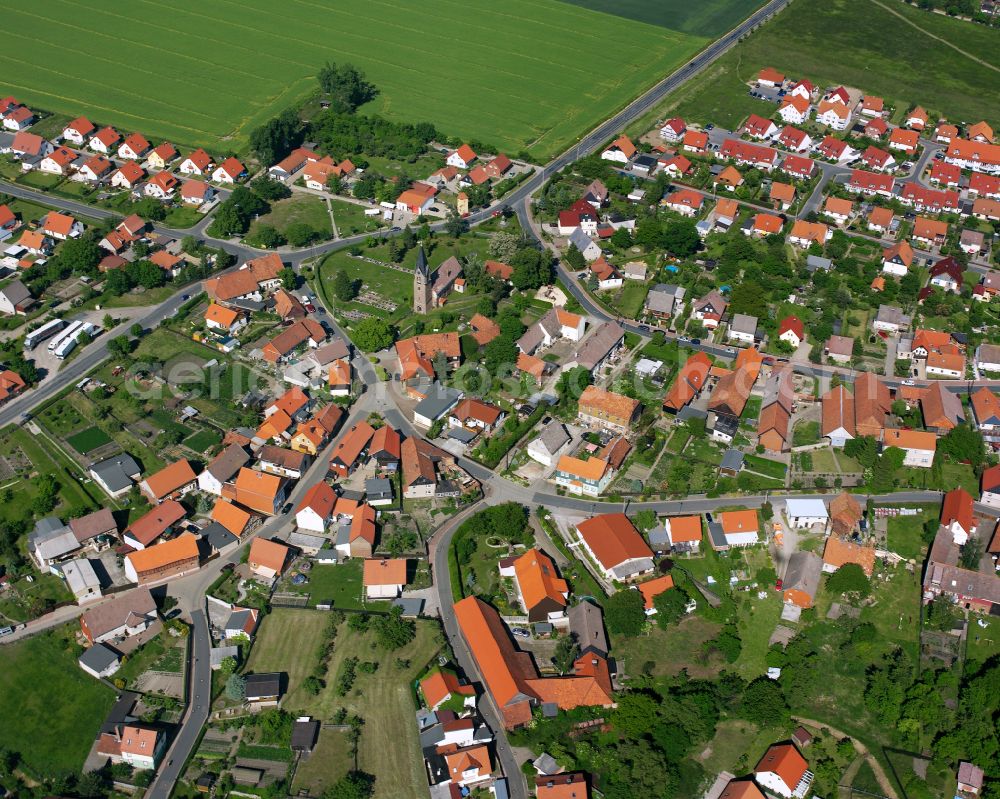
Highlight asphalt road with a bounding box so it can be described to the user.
[147,609,211,799]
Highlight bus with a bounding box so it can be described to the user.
[24,318,65,350]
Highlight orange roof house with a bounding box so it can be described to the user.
[755,743,810,797]
[822,536,875,576]
[575,514,653,581]
[535,773,591,799]
[205,303,242,330]
[124,533,199,585]
[663,351,711,412]
[638,575,675,611]
[140,459,197,503]
[395,333,461,384]
[453,597,614,730]
[719,780,766,799]
[329,421,376,477]
[719,510,759,547]
[124,500,187,549]
[231,468,286,515]
[421,669,475,711]
[211,499,254,538]
[248,537,289,578]
[912,216,949,245]
[511,549,568,622]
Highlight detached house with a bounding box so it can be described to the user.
[600,135,636,163]
[778,95,810,125]
[180,148,213,175]
[882,241,914,276]
[446,144,477,169]
[577,385,639,436]
[575,514,653,582]
[140,459,198,504]
[755,743,813,799]
[63,117,95,145]
[503,548,568,623]
[89,127,121,154]
[212,157,246,184]
[692,289,728,329]
[118,133,151,161]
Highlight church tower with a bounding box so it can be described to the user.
[413,245,431,315]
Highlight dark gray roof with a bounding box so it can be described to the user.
[413,384,462,422]
[573,322,625,370]
[391,597,424,617]
[648,525,670,548]
[291,719,320,750]
[78,643,120,674]
[536,422,571,455]
[447,427,477,443]
[721,449,745,472]
[31,516,67,543]
[225,609,255,632]
[568,599,607,656]
[712,413,739,436]
[783,551,823,602]
[244,672,282,700]
[729,313,758,335]
[201,522,238,552]
[677,406,708,422]
[90,454,141,492]
[0,279,32,306]
[365,477,393,499]
[875,304,911,327]
[205,443,250,482]
[806,255,832,272]
[708,521,728,548]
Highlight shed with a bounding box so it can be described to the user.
[785,498,829,528]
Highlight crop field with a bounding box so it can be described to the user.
[633,0,1000,133]
[0,0,713,158]
[558,0,766,36]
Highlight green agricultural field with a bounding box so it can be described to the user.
[559,0,766,36]
[0,626,116,776]
[0,0,710,158]
[633,0,1000,133]
[66,426,112,454]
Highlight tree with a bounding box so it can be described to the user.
[333,270,357,302]
[352,318,394,352]
[728,280,767,317]
[129,323,143,337]
[225,673,246,701]
[251,177,292,201]
[102,313,115,330]
[555,365,592,406]
[487,232,520,262]
[219,656,237,676]
[326,175,344,195]
[323,771,376,799]
[663,219,700,257]
[510,247,552,291]
[552,635,579,674]
[253,224,286,248]
[371,606,415,650]
[249,107,303,166]
[59,237,102,275]
[483,335,518,375]
[285,222,317,247]
[612,692,660,737]
[826,563,871,597]
[317,62,378,112]
[939,423,987,469]
[711,626,743,663]
[279,267,297,290]
[107,335,132,359]
[653,586,689,628]
[563,243,586,272]
[844,436,879,470]
[210,201,250,237]
[33,474,58,515]
[444,210,467,238]
[740,677,790,728]
[610,227,632,249]
[131,197,167,221]
[604,589,646,637]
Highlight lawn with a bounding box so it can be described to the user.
[742,454,786,480]
[183,428,221,454]
[792,420,820,447]
[0,0,708,157]
[0,625,116,776]
[885,503,939,561]
[66,425,112,454]
[280,559,378,610]
[250,611,440,799]
[329,199,385,237]
[613,614,723,681]
[247,194,332,243]
[631,0,1000,133]
[290,729,354,795]
[610,281,649,319]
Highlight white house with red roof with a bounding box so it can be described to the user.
[118,133,151,161]
[815,100,851,130]
[446,144,477,170]
[62,117,95,145]
[77,156,113,183]
[181,180,215,205]
[778,94,811,126]
[39,147,77,176]
[89,127,121,154]
[789,79,814,100]
[11,131,53,159]
[744,114,778,140]
[779,316,805,348]
[777,126,812,152]
[180,148,213,175]
[111,162,146,190]
[601,135,637,163]
[659,117,686,142]
[3,105,34,131]
[145,171,178,199]
[212,157,246,184]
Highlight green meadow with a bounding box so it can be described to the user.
[0,0,721,158]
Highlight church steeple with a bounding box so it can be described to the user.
[413,245,431,314]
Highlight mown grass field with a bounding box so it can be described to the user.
[632,0,1000,133]
[0,0,710,158]
[0,626,116,776]
[247,610,440,799]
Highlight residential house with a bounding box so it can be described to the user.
[401,437,458,500]
[328,421,375,478]
[148,142,178,169]
[140,459,197,504]
[205,253,284,304]
[96,725,166,770]
[692,290,728,329]
[659,117,686,141]
[882,242,915,276]
[848,169,894,197]
[758,367,794,452]
[62,117,95,145]
[718,509,759,547]
[89,454,141,498]
[888,127,919,155]
[260,318,326,363]
[822,385,855,447]
[971,388,1000,448]
[600,135,636,163]
[526,422,571,468]
[123,533,200,585]
[39,147,78,176]
[145,170,178,199]
[755,743,813,798]
[912,216,949,248]
[663,188,704,217]
[663,351,712,412]
[783,551,823,608]
[815,100,851,130]
[575,514,653,582]
[553,455,614,497]
[660,515,702,552]
[204,303,246,336]
[89,127,121,154]
[228,468,287,515]
[860,146,895,172]
[728,313,759,345]
[198,443,251,496]
[0,280,34,316]
[778,315,805,348]
[719,138,779,170]
[868,206,895,234]
[181,180,214,205]
[179,148,213,175]
[123,500,187,550]
[778,94,811,125]
[363,558,407,599]
[645,283,685,321]
[80,587,157,643]
[825,335,854,364]
[248,537,290,579]
[212,157,246,184]
[568,322,624,373]
[941,487,976,545]
[777,126,812,152]
[117,133,151,161]
[577,385,639,436]
[882,428,936,467]
[449,398,505,435]
[822,536,875,576]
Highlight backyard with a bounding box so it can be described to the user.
[246,610,440,799]
[0,625,116,776]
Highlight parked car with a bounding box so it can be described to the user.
[511,628,531,639]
